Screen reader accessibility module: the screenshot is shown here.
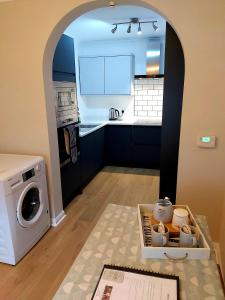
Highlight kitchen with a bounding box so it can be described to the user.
[53,4,181,209]
[1,0,225,298]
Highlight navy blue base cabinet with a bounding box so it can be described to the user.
[53,34,76,82]
[80,127,105,187]
[105,125,161,169]
[60,160,82,209]
[132,126,161,169]
[105,125,132,166]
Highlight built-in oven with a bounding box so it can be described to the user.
[54,81,82,208]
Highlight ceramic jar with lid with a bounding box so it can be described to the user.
[153,197,173,223]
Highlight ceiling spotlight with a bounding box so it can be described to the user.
[109,1,116,7]
[111,24,117,34]
[137,23,142,35]
[152,22,158,31]
[127,23,131,33]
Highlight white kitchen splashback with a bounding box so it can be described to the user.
[134,78,164,118]
[79,95,134,122]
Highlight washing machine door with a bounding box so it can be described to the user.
[17,182,44,228]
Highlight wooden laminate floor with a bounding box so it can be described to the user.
[0,166,159,300]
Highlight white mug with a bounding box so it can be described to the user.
[151,224,169,247]
[172,208,189,228]
[179,225,197,248]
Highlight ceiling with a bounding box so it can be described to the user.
[65,5,166,42]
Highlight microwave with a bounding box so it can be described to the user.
[53,81,79,128]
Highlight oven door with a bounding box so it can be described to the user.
[57,123,80,167]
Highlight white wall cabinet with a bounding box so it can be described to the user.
[79,55,133,95]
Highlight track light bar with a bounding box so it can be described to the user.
[111,18,158,34]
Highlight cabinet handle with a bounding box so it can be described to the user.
[164,252,188,261]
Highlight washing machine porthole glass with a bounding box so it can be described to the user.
[21,187,41,221]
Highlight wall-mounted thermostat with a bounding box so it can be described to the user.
[197,135,216,148]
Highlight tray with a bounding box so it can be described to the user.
[137,204,211,260]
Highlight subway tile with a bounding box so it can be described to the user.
[134,85,143,90]
[153,105,163,111]
[157,100,163,106]
[137,100,147,105]
[143,84,154,90]
[135,95,143,100]
[135,106,142,111]
[147,111,158,117]
[158,90,164,95]
[137,111,148,116]
[135,79,143,84]
[154,84,163,90]
[143,105,152,111]
[143,95,152,100]
[148,90,158,96]
[153,95,163,101]
[138,90,148,96]
[148,100,158,106]
[158,111,163,117]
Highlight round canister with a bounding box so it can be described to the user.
[172,208,189,228]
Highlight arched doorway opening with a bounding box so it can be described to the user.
[43,0,185,221]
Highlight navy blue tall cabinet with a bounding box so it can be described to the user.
[52,34,76,82]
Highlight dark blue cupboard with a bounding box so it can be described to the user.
[52,34,76,82]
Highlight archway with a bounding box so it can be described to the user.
[43,0,185,221]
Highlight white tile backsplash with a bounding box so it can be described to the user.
[134,78,164,118]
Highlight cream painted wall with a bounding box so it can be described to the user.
[219,194,225,276]
[0,0,225,264]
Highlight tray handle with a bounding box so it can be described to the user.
[164,252,188,261]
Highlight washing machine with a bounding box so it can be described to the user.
[0,154,50,265]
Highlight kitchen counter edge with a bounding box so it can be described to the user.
[79,121,162,137]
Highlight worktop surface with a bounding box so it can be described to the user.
[79,118,162,137]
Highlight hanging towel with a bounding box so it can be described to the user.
[64,124,78,164]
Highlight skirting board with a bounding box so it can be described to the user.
[51,210,66,227]
[213,242,224,280]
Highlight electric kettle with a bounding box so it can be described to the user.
[109,108,120,120]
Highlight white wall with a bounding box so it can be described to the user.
[74,37,164,122]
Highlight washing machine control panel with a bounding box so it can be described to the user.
[22,168,35,182]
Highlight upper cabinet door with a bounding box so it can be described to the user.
[79,56,105,95]
[53,34,76,82]
[105,55,133,95]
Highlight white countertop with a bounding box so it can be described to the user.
[79,117,162,137]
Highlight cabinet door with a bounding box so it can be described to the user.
[60,160,82,209]
[132,126,161,169]
[105,125,132,165]
[79,57,105,95]
[80,127,105,187]
[105,55,133,95]
[53,34,76,82]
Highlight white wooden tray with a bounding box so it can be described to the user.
[137,204,211,260]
